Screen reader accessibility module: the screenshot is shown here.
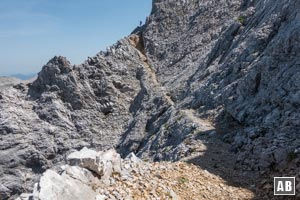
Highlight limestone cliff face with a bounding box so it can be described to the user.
[123,0,300,170]
[1,0,300,199]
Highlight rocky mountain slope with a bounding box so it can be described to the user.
[1,0,300,199]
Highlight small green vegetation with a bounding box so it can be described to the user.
[163,146,172,153]
[166,191,173,198]
[178,176,189,184]
[178,114,184,121]
[163,123,169,130]
[287,151,298,162]
[238,16,246,25]
[91,184,98,191]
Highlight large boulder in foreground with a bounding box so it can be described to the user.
[18,148,123,200]
[30,170,100,200]
[67,147,122,185]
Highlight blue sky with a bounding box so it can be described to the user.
[0,0,152,76]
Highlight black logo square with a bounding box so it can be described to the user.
[274,177,295,195]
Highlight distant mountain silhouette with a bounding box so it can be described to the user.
[10,73,37,80]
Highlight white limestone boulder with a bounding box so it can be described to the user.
[67,147,121,185]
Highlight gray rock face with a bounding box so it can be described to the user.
[132,0,300,170]
[1,0,300,198]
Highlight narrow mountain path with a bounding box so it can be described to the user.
[179,108,262,198]
[181,109,214,131]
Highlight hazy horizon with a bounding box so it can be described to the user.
[0,0,152,76]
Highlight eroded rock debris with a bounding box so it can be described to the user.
[17,148,254,200]
[1,0,300,199]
